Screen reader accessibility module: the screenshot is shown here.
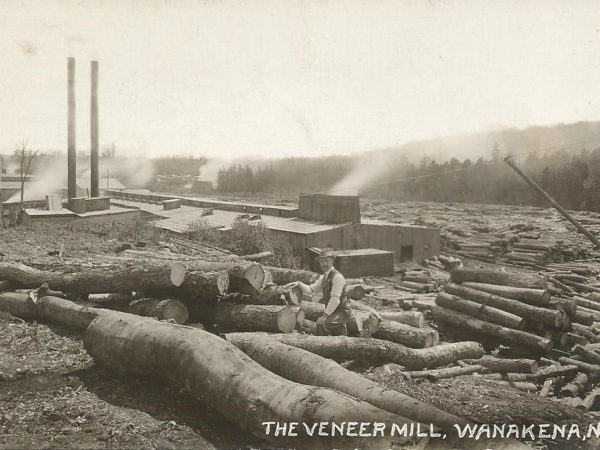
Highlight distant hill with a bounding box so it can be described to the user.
[371,121,600,163]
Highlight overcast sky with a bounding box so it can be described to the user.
[1,0,600,159]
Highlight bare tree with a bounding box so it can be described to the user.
[16,141,38,225]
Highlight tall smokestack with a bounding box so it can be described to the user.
[90,60,99,197]
[67,57,76,201]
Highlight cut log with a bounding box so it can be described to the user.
[460,282,550,307]
[532,364,579,380]
[227,333,469,429]
[549,298,577,317]
[346,284,366,300]
[431,306,553,352]
[461,356,538,374]
[582,387,600,410]
[485,380,538,392]
[572,323,600,344]
[540,379,553,397]
[128,298,189,324]
[84,313,403,448]
[0,280,11,291]
[265,266,319,285]
[0,261,190,295]
[407,365,484,380]
[564,333,589,348]
[562,279,600,294]
[378,311,424,328]
[249,284,293,305]
[189,303,299,333]
[450,267,547,288]
[240,251,273,261]
[223,332,483,369]
[436,292,525,330]
[480,373,528,382]
[558,357,600,375]
[559,373,589,397]
[299,301,437,348]
[88,292,142,303]
[572,344,600,365]
[574,296,600,313]
[170,262,231,296]
[445,284,565,328]
[572,309,595,326]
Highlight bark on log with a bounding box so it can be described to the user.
[378,311,424,328]
[572,323,600,344]
[223,332,483,369]
[300,301,437,348]
[436,293,525,330]
[460,282,550,307]
[189,303,299,333]
[248,284,293,305]
[227,333,468,430]
[572,309,595,326]
[431,306,553,352]
[574,296,600,313]
[480,373,528,382]
[461,356,538,374]
[450,267,547,289]
[84,313,403,448]
[407,365,484,380]
[445,284,565,328]
[266,266,319,285]
[128,298,189,324]
[0,280,11,291]
[240,251,273,261]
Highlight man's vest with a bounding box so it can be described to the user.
[320,269,352,323]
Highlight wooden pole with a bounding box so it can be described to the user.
[90,60,99,198]
[67,57,76,201]
[504,156,600,248]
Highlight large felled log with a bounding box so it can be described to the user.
[445,284,565,328]
[431,306,553,351]
[532,364,579,380]
[572,323,600,344]
[84,313,403,448]
[0,280,11,291]
[461,356,538,374]
[450,267,547,289]
[378,311,424,328]
[227,333,468,430]
[300,301,437,348]
[189,303,299,333]
[224,332,483,370]
[0,261,190,295]
[128,298,189,324]
[460,282,550,306]
[436,292,525,330]
[265,266,318,285]
[573,296,600,313]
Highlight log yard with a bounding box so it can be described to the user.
[5,2,600,449]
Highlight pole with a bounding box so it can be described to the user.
[90,60,99,197]
[504,156,600,248]
[67,57,77,201]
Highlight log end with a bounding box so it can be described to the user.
[170,262,186,287]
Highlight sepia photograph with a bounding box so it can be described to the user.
[3,0,600,448]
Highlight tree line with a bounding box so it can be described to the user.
[215,147,600,211]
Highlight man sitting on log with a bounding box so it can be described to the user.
[295,249,353,336]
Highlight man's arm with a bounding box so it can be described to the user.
[323,272,344,315]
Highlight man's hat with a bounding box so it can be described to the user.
[317,249,336,260]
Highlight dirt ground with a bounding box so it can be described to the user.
[1,216,600,449]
